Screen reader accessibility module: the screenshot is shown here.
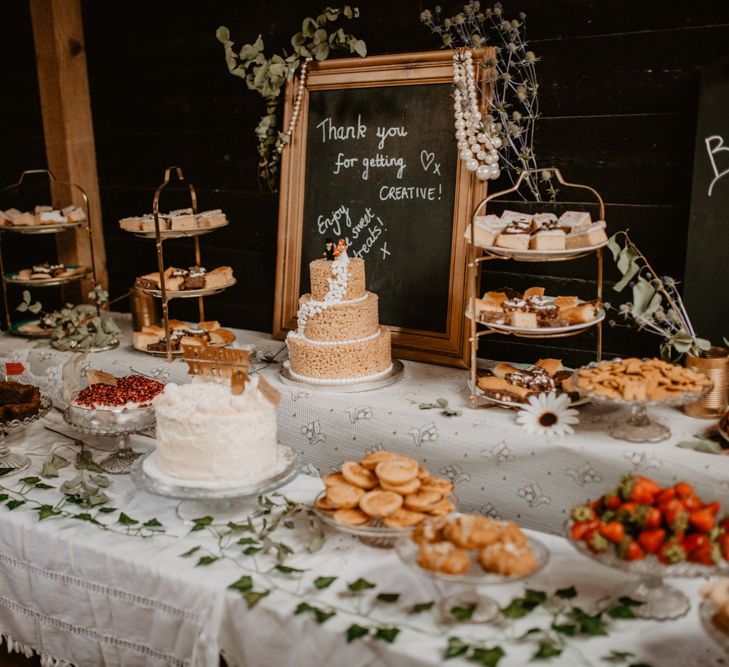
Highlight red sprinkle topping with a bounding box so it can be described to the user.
[74,375,164,408]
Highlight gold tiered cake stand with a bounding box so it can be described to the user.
[0,169,104,338]
[122,166,234,361]
[466,167,606,409]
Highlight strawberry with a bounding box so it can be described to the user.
[658,539,686,565]
[638,528,666,554]
[687,541,720,566]
[703,501,721,517]
[689,507,715,533]
[682,494,703,511]
[683,533,709,555]
[586,529,609,554]
[571,519,599,542]
[674,481,695,498]
[635,505,662,529]
[571,505,595,522]
[720,533,729,562]
[621,476,660,505]
[718,515,729,532]
[603,490,622,510]
[599,521,625,544]
[663,499,689,534]
[617,538,645,561]
[657,488,677,506]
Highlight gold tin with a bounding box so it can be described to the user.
[683,346,729,419]
[130,286,159,332]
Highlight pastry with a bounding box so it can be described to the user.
[417,541,470,575]
[133,320,236,353]
[419,477,454,496]
[565,221,608,249]
[428,498,457,516]
[197,209,227,228]
[360,450,398,470]
[375,457,419,485]
[500,210,534,226]
[411,516,447,544]
[495,225,530,250]
[341,461,378,489]
[358,490,403,518]
[379,477,421,495]
[561,302,599,324]
[530,228,566,250]
[168,208,197,230]
[323,472,348,487]
[443,515,502,549]
[478,541,539,576]
[383,508,426,528]
[558,210,592,231]
[205,266,235,290]
[477,375,532,403]
[182,267,207,290]
[0,381,41,422]
[477,358,577,405]
[403,490,443,512]
[326,484,365,509]
[315,495,336,511]
[334,508,371,526]
[464,214,507,247]
[532,212,558,227]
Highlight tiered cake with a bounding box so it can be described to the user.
[286,252,392,384]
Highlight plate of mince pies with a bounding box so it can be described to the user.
[395,513,549,584]
[313,451,457,548]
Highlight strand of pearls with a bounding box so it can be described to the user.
[453,49,502,181]
[277,57,313,153]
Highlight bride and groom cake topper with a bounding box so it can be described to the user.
[323,237,348,261]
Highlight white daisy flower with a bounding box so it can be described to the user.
[516,392,579,437]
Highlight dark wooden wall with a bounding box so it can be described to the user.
[2,0,728,366]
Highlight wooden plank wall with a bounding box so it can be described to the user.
[2,0,729,366]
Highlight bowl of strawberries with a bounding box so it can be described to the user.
[565,474,729,620]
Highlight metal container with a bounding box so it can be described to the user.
[130,286,159,332]
[683,346,729,419]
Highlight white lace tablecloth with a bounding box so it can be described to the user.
[0,421,723,667]
[1,316,728,539]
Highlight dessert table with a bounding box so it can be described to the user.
[1,317,727,537]
[0,421,724,667]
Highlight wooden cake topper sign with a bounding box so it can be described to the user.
[181,345,281,404]
[87,369,117,386]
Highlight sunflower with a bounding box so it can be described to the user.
[516,392,579,437]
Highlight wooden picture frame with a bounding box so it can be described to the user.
[273,49,493,368]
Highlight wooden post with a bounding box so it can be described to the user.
[29,0,108,297]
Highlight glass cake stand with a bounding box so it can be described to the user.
[570,362,713,443]
[565,519,729,620]
[395,533,550,623]
[0,395,52,472]
[699,598,729,652]
[63,406,154,474]
[131,444,299,523]
[312,489,458,549]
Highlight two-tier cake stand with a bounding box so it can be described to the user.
[122,166,233,362]
[466,167,606,409]
[0,169,102,338]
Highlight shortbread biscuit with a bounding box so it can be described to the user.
[334,508,370,526]
[383,508,426,528]
[428,498,456,516]
[358,490,403,518]
[379,477,421,495]
[326,484,364,509]
[403,490,443,512]
[420,477,454,496]
[315,495,336,512]
[341,461,378,490]
[323,472,348,488]
[417,466,431,480]
[359,450,398,470]
[375,457,419,485]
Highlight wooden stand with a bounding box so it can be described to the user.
[466,167,605,409]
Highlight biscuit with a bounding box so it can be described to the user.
[428,498,456,516]
[359,450,398,470]
[323,472,348,488]
[326,484,365,509]
[420,477,454,496]
[478,542,538,576]
[379,477,422,495]
[417,541,470,575]
[358,490,403,518]
[403,490,443,512]
[443,515,502,549]
[375,457,419,485]
[417,466,431,480]
[383,508,426,528]
[334,508,371,526]
[341,461,378,490]
[411,517,447,544]
[315,495,336,512]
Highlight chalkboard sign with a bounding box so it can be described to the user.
[684,57,729,346]
[273,50,491,367]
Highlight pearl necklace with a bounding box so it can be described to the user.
[277,57,313,153]
[452,49,502,181]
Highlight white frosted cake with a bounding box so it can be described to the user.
[152,377,278,481]
[285,251,393,384]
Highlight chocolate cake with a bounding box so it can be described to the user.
[0,381,41,422]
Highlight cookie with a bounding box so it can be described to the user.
[326,484,365,509]
[358,490,403,518]
[403,490,443,512]
[341,461,378,490]
[420,477,454,496]
[428,498,456,516]
[323,472,348,488]
[411,516,447,544]
[315,494,336,512]
[375,457,419,485]
[379,477,422,495]
[417,541,470,575]
[359,450,398,470]
[478,542,538,576]
[383,508,426,528]
[417,466,431,480]
[334,508,371,526]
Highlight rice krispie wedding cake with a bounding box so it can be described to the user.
[153,377,278,481]
[286,251,392,384]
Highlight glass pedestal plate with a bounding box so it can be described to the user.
[395,533,550,623]
[565,520,728,620]
[131,444,299,523]
[0,395,52,472]
[700,598,729,652]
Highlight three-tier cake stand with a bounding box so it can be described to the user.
[466,167,606,409]
[122,166,233,362]
[0,169,102,337]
